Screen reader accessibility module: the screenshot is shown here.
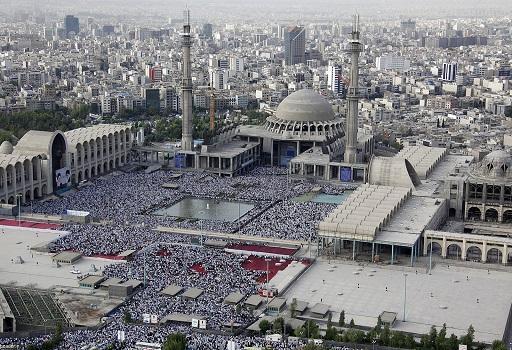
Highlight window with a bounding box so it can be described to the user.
[469,183,483,199]
[486,185,501,201]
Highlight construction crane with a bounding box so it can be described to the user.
[209,83,216,131]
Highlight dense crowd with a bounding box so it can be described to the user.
[7,167,353,349]
[102,244,260,327]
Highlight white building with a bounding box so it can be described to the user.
[327,64,343,95]
[375,55,411,71]
[0,124,133,204]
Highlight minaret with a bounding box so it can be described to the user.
[181,9,193,151]
[344,14,362,164]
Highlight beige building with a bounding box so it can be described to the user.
[0,124,132,204]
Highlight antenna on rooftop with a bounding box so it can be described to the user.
[183,8,190,26]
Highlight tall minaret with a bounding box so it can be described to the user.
[344,14,362,164]
[181,9,193,151]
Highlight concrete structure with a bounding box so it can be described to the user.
[376,55,411,72]
[344,15,363,164]
[397,146,448,179]
[284,26,305,66]
[464,150,512,223]
[0,290,15,333]
[181,10,193,152]
[78,275,106,289]
[0,124,132,204]
[424,230,512,264]
[52,251,82,265]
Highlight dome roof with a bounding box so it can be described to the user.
[471,149,512,180]
[275,89,335,122]
[0,141,13,154]
[483,150,511,167]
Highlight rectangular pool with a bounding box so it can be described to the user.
[153,197,255,222]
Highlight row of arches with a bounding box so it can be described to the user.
[467,206,512,223]
[0,184,48,204]
[428,242,512,264]
[265,118,344,136]
[73,130,130,168]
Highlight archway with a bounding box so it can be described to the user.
[97,165,102,175]
[467,207,481,221]
[91,167,96,177]
[50,133,67,191]
[41,185,47,196]
[502,210,512,223]
[109,160,113,169]
[84,169,89,179]
[446,244,462,259]
[71,174,76,185]
[485,208,499,222]
[25,190,31,202]
[33,187,39,198]
[0,199,5,204]
[449,208,456,217]
[466,246,482,262]
[486,248,502,264]
[426,241,442,256]
[115,158,119,168]
[8,196,14,204]
[78,171,82,183]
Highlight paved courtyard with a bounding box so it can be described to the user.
[284,259,512,343]
[0,225,122,289]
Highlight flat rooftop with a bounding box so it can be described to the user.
[0,225,124,289]
[200,140,260,158]
[284,259,512,343]
[375,196,446,246]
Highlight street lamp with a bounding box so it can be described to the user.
[429,236,433,275]
[16,193,23,226]
[265,258,271,309]
[199,210,205,246]
[403,273,408,322]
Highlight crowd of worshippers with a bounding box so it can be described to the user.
[35,167,351,253]
[0,321,310,349]
[102,244,260,327]
[0,244,312,350]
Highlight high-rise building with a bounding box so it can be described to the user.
[143,88,161,112]
[376,55,411,71]
[442,62,458,82]
[327,64,343,95]
[209,69,228,90]
[64,15,79,37]
[202,23,213,39]
[284,26,305,66]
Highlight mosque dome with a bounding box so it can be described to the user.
[0,141,13,154]
[471,149,512,180]
[275,89,335,122]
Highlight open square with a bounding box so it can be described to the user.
[284,259,512,343]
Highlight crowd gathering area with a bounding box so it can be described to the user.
[0,167,351,349]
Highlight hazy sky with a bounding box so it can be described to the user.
[3,0,512,21]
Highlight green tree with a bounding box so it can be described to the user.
[459,325,475,350]
[379,324,391,346]
[349,319,355,328]
[296,320,320,339]
[123,311,133,324]
[162,333,186,350]
[491,340,507,350]
[447,334,459,350]
[429,325,438,349]
[273,317,285,334]
[302,343,325,350]
[324,324,338,340]
[338,310,345,327]
[259,319,271,334]
[343,329,366,343]
[436,323,448,350]
[290,298,297,318]
[389,331,406,348]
